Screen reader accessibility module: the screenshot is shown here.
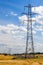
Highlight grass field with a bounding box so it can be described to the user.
[0,54,43,65]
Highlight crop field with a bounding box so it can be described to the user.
[0,54,43,65]
[0,59,43,65]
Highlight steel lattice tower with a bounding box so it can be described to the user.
[22,4,35,58]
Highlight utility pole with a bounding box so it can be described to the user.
[22,4,35,58]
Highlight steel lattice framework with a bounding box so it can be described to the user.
[22,4,35,58]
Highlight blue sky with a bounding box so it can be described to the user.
[0,0,43,25]
[0,0,43,54]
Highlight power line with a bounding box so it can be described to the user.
[22,4,35,58]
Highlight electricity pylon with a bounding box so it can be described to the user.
[22,4,35,58]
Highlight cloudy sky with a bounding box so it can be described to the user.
[0,0,43,54]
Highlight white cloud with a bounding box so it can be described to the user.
[0,24,36,36]
[32,6,43,25]
[10,11,18,16]
[5,11,18,17]
[41,32,43,35]
[19,15,36,24]
[32,6,43,15]
[19,26,27,32]
[34,42,43,52]
[19,15,27,21]
[32,30,36,34]
[35,15,43,25]
[0,24,19,34]
[0,23,43,53]
[33,25,43,31]
[0,24,26,48]
[0,24,36,46]
[19,15,28,24]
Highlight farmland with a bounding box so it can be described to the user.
[0,54,43,65]
[0,58,43,65]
